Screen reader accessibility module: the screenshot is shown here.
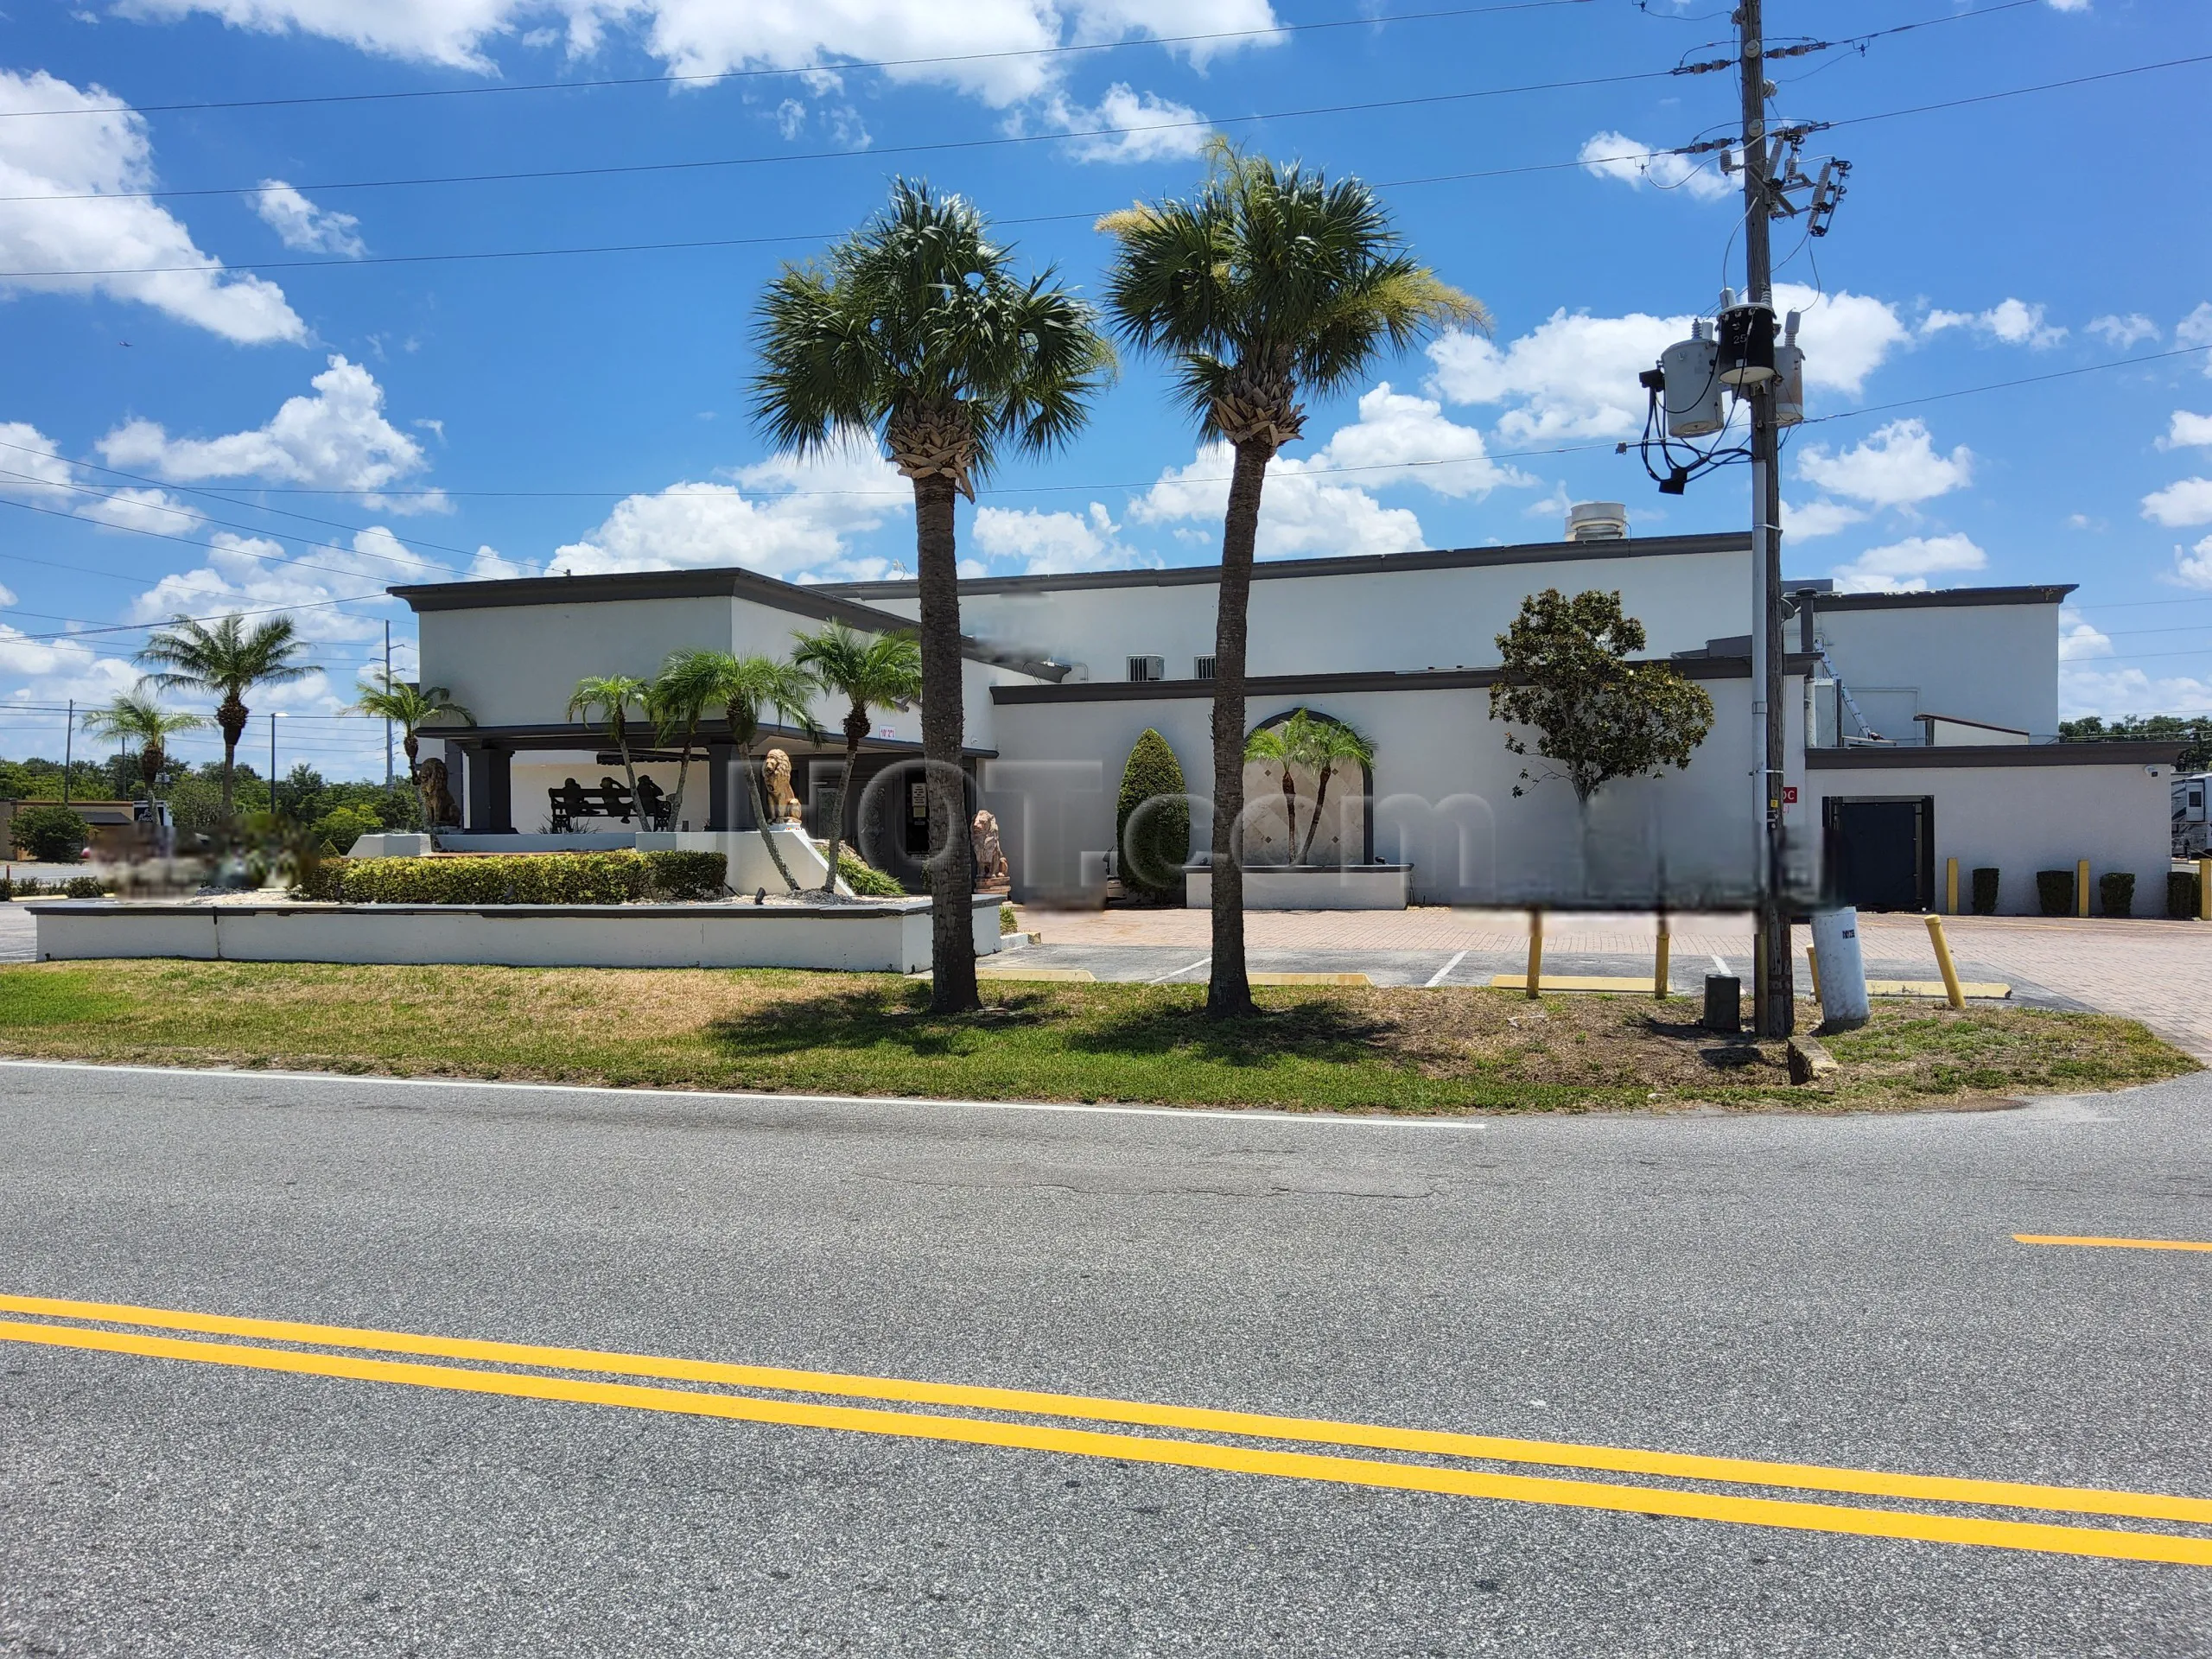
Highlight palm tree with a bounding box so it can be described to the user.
[791,620,922,893]
[566,675,648,809]
[661,650,823,892]
[80,692,206,821]
[1099,139,1485,1017]
[1241,721,1302,866]
[1295,714,1375,865]
[645,658,716,830]
[136,613,315,837]
[753,177,1112,1010]
[351,670,474,826]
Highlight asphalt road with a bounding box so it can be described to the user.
[3,1060,2209,1656]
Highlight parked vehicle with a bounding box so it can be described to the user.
[2174,772,2210,857]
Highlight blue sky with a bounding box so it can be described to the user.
[2,0,2208,777]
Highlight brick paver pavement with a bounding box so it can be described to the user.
[1017,905,2212,1058]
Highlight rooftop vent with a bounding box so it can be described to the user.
[1566,501,1629,543]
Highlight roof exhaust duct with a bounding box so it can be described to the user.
[1566,502,1630,543]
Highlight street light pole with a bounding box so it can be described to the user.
[384,620,394,796]
[269,710,278,819]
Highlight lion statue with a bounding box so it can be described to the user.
[415,757,461,828]
[762,748,804,823]
[970,808,1009,889]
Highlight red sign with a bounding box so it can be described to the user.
[1782,785,1800,805]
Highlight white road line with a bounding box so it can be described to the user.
[1147,955,1211,985]
[1425,950,1469,988]
[0,1058,1492,1130]
[1710,954,1732,975]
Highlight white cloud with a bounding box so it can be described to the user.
[1576,130,1731,201]
[2088,313,2158,349]
[2160,411,2212,450]
[1299,383,1533,498]
[1128,441,1427,560]
[2143,477,2212,527]
[1781,499,1867,541]
[1772,284,1913,398]
[550,448,909,581]
[2181,303,2212,376]
[1829,532,1987,594]
[973,502,1154,574]
[0,69,305,345]
[98,355,442,511]
[1794,418,1972,510]
[125,527,418,652]
[2057,607,2111,660]
[0,422,77,500]
[2171,534,2212,591]
[250,180,365,257]
[2061,664,2212,722]
[1921,297,2066,349]
[0,418,198,534]
[1036,83,1206,162]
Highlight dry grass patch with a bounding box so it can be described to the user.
[0,962,2193,1114]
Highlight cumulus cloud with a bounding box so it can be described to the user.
[0,421,77,500]
[249,180,365,257]
[0,69,304,344]
[2163,411,2212,450]
[1035,83,1207,162]
[1299,383,1534,498]
[2088,313,2158,349]
[1829,532,1987,594]
[1781,499,1867,541]
[2142,477,2212,527]
[2061,664,2212,722]
[1128,442,1427,560]
[1794,418,1972,510]
[0,417,199,535]
[2057,607,2112,660]
[1921,297,2067,349]
[2171,533,2212,590]
[126,527,416,652]
[2181,303,2212,376]
[1576,130,1731,201]
[973,502,1153,574]
[98,355,442,511]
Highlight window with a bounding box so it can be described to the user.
[1193,656,1217,681]
[1127,655,1165,683]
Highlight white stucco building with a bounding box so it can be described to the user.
[393,518,2181,917]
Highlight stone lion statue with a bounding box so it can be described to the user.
[970,808,1009,888]
[762,748,803,823]
[415,757,461,828]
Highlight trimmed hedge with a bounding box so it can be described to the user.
[837,851,905,898]
[2170,870,2202,919]
[1970,867,2000,915]
[292,850,725,906]
[2099,871,2135,918]
[2035,869,2075,917]
[1116,728,1191,900]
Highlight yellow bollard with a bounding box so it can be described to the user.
[2200,856,2210,923]
[1924,914,1966,1009]
[1945,856,1959,916]
[1806,944,1822,1005]
[2076,858,2090,918]
[1654,912,1670,1000]
[1525,906,1543,1000]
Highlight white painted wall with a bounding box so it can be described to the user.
[1807,759,2172,916]
[1813,601,2061,739]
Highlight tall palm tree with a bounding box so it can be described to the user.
[645,658,715,830]
[791,620,923,893]
[753,177,1112,1010]
[1099,139,1485,1017]
[567,675,648,809]
[80,692,206,818]
[351,670,474,826]
[136,613,315,837]
[661,650,823,892]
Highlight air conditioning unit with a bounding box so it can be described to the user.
[1193,655,1217,680]
[1128,655,1165,683]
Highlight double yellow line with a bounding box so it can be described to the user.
[3,1291,2209,1567]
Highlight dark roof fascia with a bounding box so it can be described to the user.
[433,721,997,760]
[823,531,1754,601]
[991,652,1816,706]
[1806,585,2077,613]
[1807,741,2182,769]
[385,567,1060,679]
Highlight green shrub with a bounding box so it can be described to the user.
[313,804,384,853]
[2098,870,2135,918]
[2170,870,2201,920]
[10,804,91,862]
[642,850,727,900]
[1970,867,1999,915]
[62,875,107,899]
[1001,903,1018,935]
[291,857,349,902]
[2035,869,2075,917]
[837,851,905,898]
[1116,728,1190,899]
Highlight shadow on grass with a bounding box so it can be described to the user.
[704,981,1063,1061]
[1060,998,1398,1071]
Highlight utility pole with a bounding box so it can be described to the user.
[384,620,394,795]
[270,711,279,819]
[62,699,73,805]
[1737,0,1793,1039]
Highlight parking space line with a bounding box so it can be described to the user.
[1425,950,1469,988]
[2015,1234,2212,1254]
[1146,956,1211,985]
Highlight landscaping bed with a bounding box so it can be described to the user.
[0,963,2192,1113]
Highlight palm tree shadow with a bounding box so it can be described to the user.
[1061,999,1397,1070]
[705,982,1058,1061]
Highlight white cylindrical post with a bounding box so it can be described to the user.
[1807,908,1870,1028]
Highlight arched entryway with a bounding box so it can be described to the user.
[1240,708,1375,867]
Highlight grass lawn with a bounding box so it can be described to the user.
[0,961,2195,1114]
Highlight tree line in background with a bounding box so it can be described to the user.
[2061,715,2212,772]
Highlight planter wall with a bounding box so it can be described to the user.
[1183,864,1412,912]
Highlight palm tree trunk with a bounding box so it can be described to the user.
[614,722,640,813]
[1281,766,1299,865]
[1206,439,1272,1018]
[820,709,866,894]
[218,696,248,849]
[1300,761,1336,865]
[913,474,978,1014]
[744,749,802,892]
[669,718,696,829]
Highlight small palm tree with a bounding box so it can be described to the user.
[791,620,922,893]
[1100,139,1484,1016]
[352,670,474,826]
[1241,721,1302,866]
[753,177,1112,1008]
[645,658,717,829]
[80,691,206,816]
[136,613,315,837]
[662,650,823,891]
[567,675,648,808]
[1294,714,1375,865]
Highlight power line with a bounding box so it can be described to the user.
[0,2,1593,121]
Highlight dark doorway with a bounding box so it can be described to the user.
[903,774,931,856]
[1823,796,1933,911]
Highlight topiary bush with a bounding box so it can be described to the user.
[10,804,91,862]
[1116,728,1191,900]
[642,850,727,900]
[837,850,905,898]
[2099,870,2135,918]
[2035,869,2075,917]
[2170,869,2202,920]
[1970,867,2000,915]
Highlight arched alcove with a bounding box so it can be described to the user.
[1240,708,1375,868]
